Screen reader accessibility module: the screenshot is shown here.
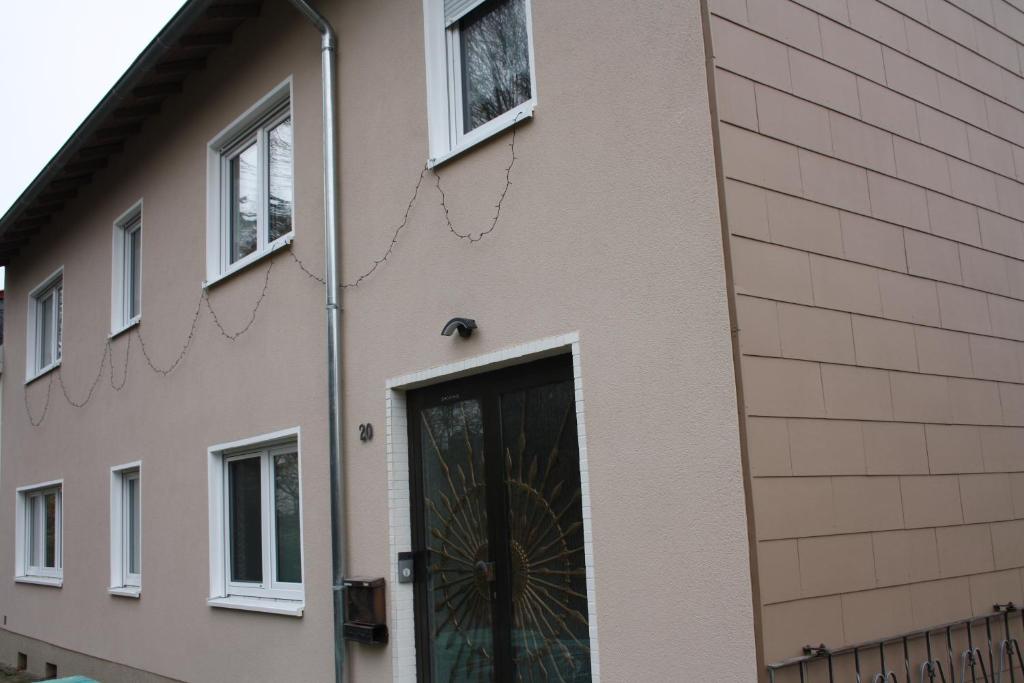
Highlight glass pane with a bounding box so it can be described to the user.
[500,380,592,680]
[38,293,53,368]
[229,143,258,264]
[44,492,57,569]
[228,457,263,583]
[268,118,293,242]
[460,0,531,133]
[128,227,141,320]
[56,284,63,361]
[128,476,141,575]
[28,496,40,567]
[273,452,301,584]
[420,399,495,682]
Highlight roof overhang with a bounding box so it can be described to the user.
[0,0,263,266]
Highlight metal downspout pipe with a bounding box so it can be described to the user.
[283,2,346,682]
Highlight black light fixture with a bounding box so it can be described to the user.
[441,317,477,338]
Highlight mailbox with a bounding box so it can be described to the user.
[343,577,388,646]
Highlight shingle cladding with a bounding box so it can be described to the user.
[711,0,1024,673]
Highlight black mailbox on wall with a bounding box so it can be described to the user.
[343,577,388,646]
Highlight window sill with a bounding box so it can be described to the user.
[109,586,141,598]
[25,360,60,386]
[15,575,62,588]
[208,595,304,617]
[428,102,534,169]
[110,318,140,340]
[204,234,293,290]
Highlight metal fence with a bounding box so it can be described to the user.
[767,603,1024,683]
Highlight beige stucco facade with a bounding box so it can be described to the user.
[0,1,758,681]
[708,0,1024,679]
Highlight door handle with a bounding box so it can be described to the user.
[475,560,496,582]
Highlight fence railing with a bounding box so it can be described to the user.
[767,603,1024,683]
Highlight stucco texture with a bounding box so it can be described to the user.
[1,0,756,681]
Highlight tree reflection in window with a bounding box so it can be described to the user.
[230,143,258,263]
[274,451,301,584]
[460,0,531,133]
[268,119,293,242]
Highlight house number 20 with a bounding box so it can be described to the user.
[359,423,374,442]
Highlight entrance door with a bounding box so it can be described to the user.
[408,356,592,682]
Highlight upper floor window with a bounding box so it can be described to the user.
[26,268,63,382]
[112,203,142,334]
[15,480,63,587]
[424,0,536,165]
[206,80,293,285]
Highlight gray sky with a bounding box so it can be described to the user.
[0,0,187,288]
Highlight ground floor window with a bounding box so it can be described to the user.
[110,463,141,594]
[16,481,63,585]
[208,429,303,614]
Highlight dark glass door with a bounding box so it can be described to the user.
[408,356,592,683]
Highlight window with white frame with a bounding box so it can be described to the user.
[16,482,63,584]
[26,269,63,381]
[110,464,141,594]
[208,431,303,612]
[206,81,293,283]
[111,204,142,334]
[423,0,536,165]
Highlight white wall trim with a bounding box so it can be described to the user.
[207,595,304,617]
[15,575,62,588]
[421,0,538,167]
[109,461,142,592]
[205,76,293,284]
[25,265,64,384]
[207,426,305,610]
[385,332,601,682]
[15,479,64,583]
[15,478,64,494]
[207,76,293,153]
[208,426,300,456]
[110,200,143,336]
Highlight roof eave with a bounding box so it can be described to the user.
[0,0,221,252]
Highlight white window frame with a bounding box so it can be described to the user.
[207,427,304,616]
[205,78,294,287]
[111,201,143,336]
[25,267,64,383]
[423,0,537,167]
[15,480,63,587]
[110,462,141,596]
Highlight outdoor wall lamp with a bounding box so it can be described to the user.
[441,317,477,338]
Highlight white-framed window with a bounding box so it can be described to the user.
[15,480,63,586]
[206,79,294,285]
[207,428,304,616]
[111,202,142,335]
[110,463,141,596]
[25,268,64,382]
[423,0,537,166]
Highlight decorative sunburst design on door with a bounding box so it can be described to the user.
[421,403,493,679]
[422,392,591,683]
[504,397,591,682]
